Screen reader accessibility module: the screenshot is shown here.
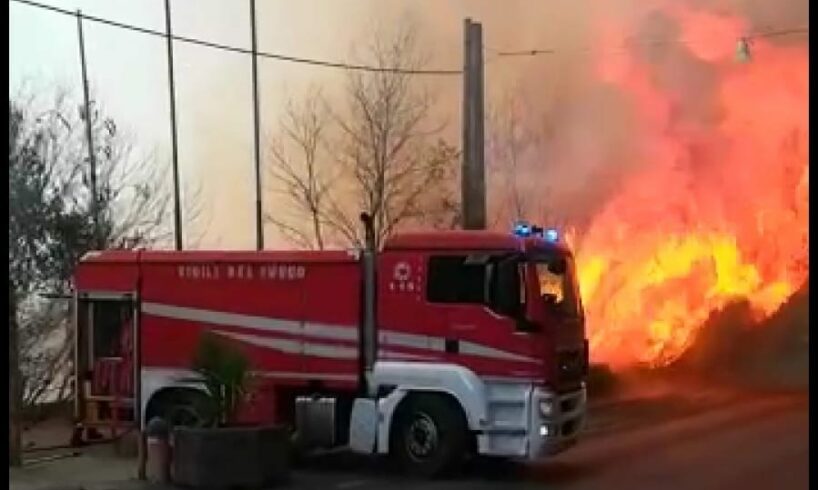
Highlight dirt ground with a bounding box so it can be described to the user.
[10,416,138,490]
[9,379,776,490]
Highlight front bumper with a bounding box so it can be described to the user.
[527,384,586,459]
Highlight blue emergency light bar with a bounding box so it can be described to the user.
[512,221,560,242]
[513,222,533,236]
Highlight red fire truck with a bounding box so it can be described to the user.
[72,216,587,475]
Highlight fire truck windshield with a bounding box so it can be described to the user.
[533,255,582,319]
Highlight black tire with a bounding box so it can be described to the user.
[146,389,214,428]
[390,394,470,478]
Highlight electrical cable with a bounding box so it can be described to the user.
[10,0,463,75]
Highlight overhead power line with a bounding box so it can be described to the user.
[10,0,463,75]
[746,26,810,39]
[490,26,809,59]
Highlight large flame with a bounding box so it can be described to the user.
[575,6,808,368]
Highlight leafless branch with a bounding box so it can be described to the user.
[265,85,333,250]
[265,20,458,250]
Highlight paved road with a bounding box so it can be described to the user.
[292,392,808,490]
[10,391,808,490]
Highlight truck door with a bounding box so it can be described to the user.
[425,254,492,354]
[426,254,534,377]
[377,252,438,361]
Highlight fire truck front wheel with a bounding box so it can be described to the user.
[390,393,470,477]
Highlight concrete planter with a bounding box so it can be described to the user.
[172,425,290,489]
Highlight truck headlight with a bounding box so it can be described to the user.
[538,399,555,417]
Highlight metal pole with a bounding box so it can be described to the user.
[461,18,472,230]
[461,19,486,230]
[359,213,377,392]
[471,20,486,230]
[77,10,100,248]
[71,290,82,441]
[250,0,264,250]
[164,0,183,251]
[133,293,146,480]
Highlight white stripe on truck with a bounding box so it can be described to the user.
[141,301,539,364]
[212,329,358,360]
[142,302,357,341]
[215,330,436,361]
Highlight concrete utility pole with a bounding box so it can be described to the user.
[461,18,486,230]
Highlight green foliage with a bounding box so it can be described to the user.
[192,331,249,427]
[9,101,74,294]
[9,94,172,296]
[10,88,206,413]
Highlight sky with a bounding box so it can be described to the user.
[10,0,363,249]
[9,0,494,249]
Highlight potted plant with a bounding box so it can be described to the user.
[172,332,290,488]
[193,331,249,426]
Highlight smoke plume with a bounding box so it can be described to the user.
[186,0,807,369]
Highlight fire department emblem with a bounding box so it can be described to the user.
[390,262,414,292]
[394,262,411,281]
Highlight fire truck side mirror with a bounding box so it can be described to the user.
[548,258,567,275]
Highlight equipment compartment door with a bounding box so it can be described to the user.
[75,293,137,423]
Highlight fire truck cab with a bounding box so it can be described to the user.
[72,220,587,475]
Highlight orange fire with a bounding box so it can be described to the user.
[575,6,809,368]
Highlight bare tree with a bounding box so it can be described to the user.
[329,22,458,248]
[17,298,71,409]
[267,22,459,250]
[487,89,569,232]
[487,91,528,223]
[266,87,334,250]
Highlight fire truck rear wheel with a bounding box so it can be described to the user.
[146,389,214,428]
[390,393,470,477]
